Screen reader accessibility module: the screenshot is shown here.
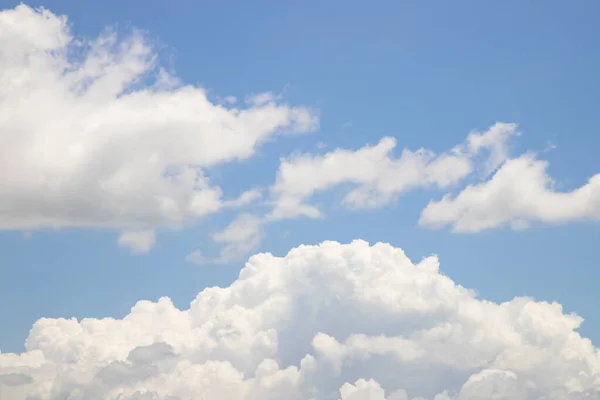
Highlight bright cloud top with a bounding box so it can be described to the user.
[0,5,317,234]
[2,240,599,399]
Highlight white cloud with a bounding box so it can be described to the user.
[185,250,205,265]
[0,5,318,234]
[118,230,156,254]
[267,123,516,220]
[223,188,263,209]
[2,240,600,399]
[212,213,263,263]
[419,154,600,233]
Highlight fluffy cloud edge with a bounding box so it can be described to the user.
[2,240,600,400]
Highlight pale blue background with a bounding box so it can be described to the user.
[1,0,599,353]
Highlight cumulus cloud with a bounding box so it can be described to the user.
[267,123,517,220]
[419,154,600,233]
[2,240,600,399]
[0,5,317,234]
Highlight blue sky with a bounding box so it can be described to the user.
[1,0,600,388]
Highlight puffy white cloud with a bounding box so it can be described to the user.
[212,213,263,263]
[0,5,317,233]
[419,154,600,232]
[267,123,516,220]
[118,230,156,254]
[2,240,600,399]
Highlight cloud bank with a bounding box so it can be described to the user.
[2,240,599,399]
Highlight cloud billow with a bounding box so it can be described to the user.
[2,240,599,399]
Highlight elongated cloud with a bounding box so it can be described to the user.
[267,123,517,220]
[0,5,317,233]
[2,240,599,399]
[420,154,600,232]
